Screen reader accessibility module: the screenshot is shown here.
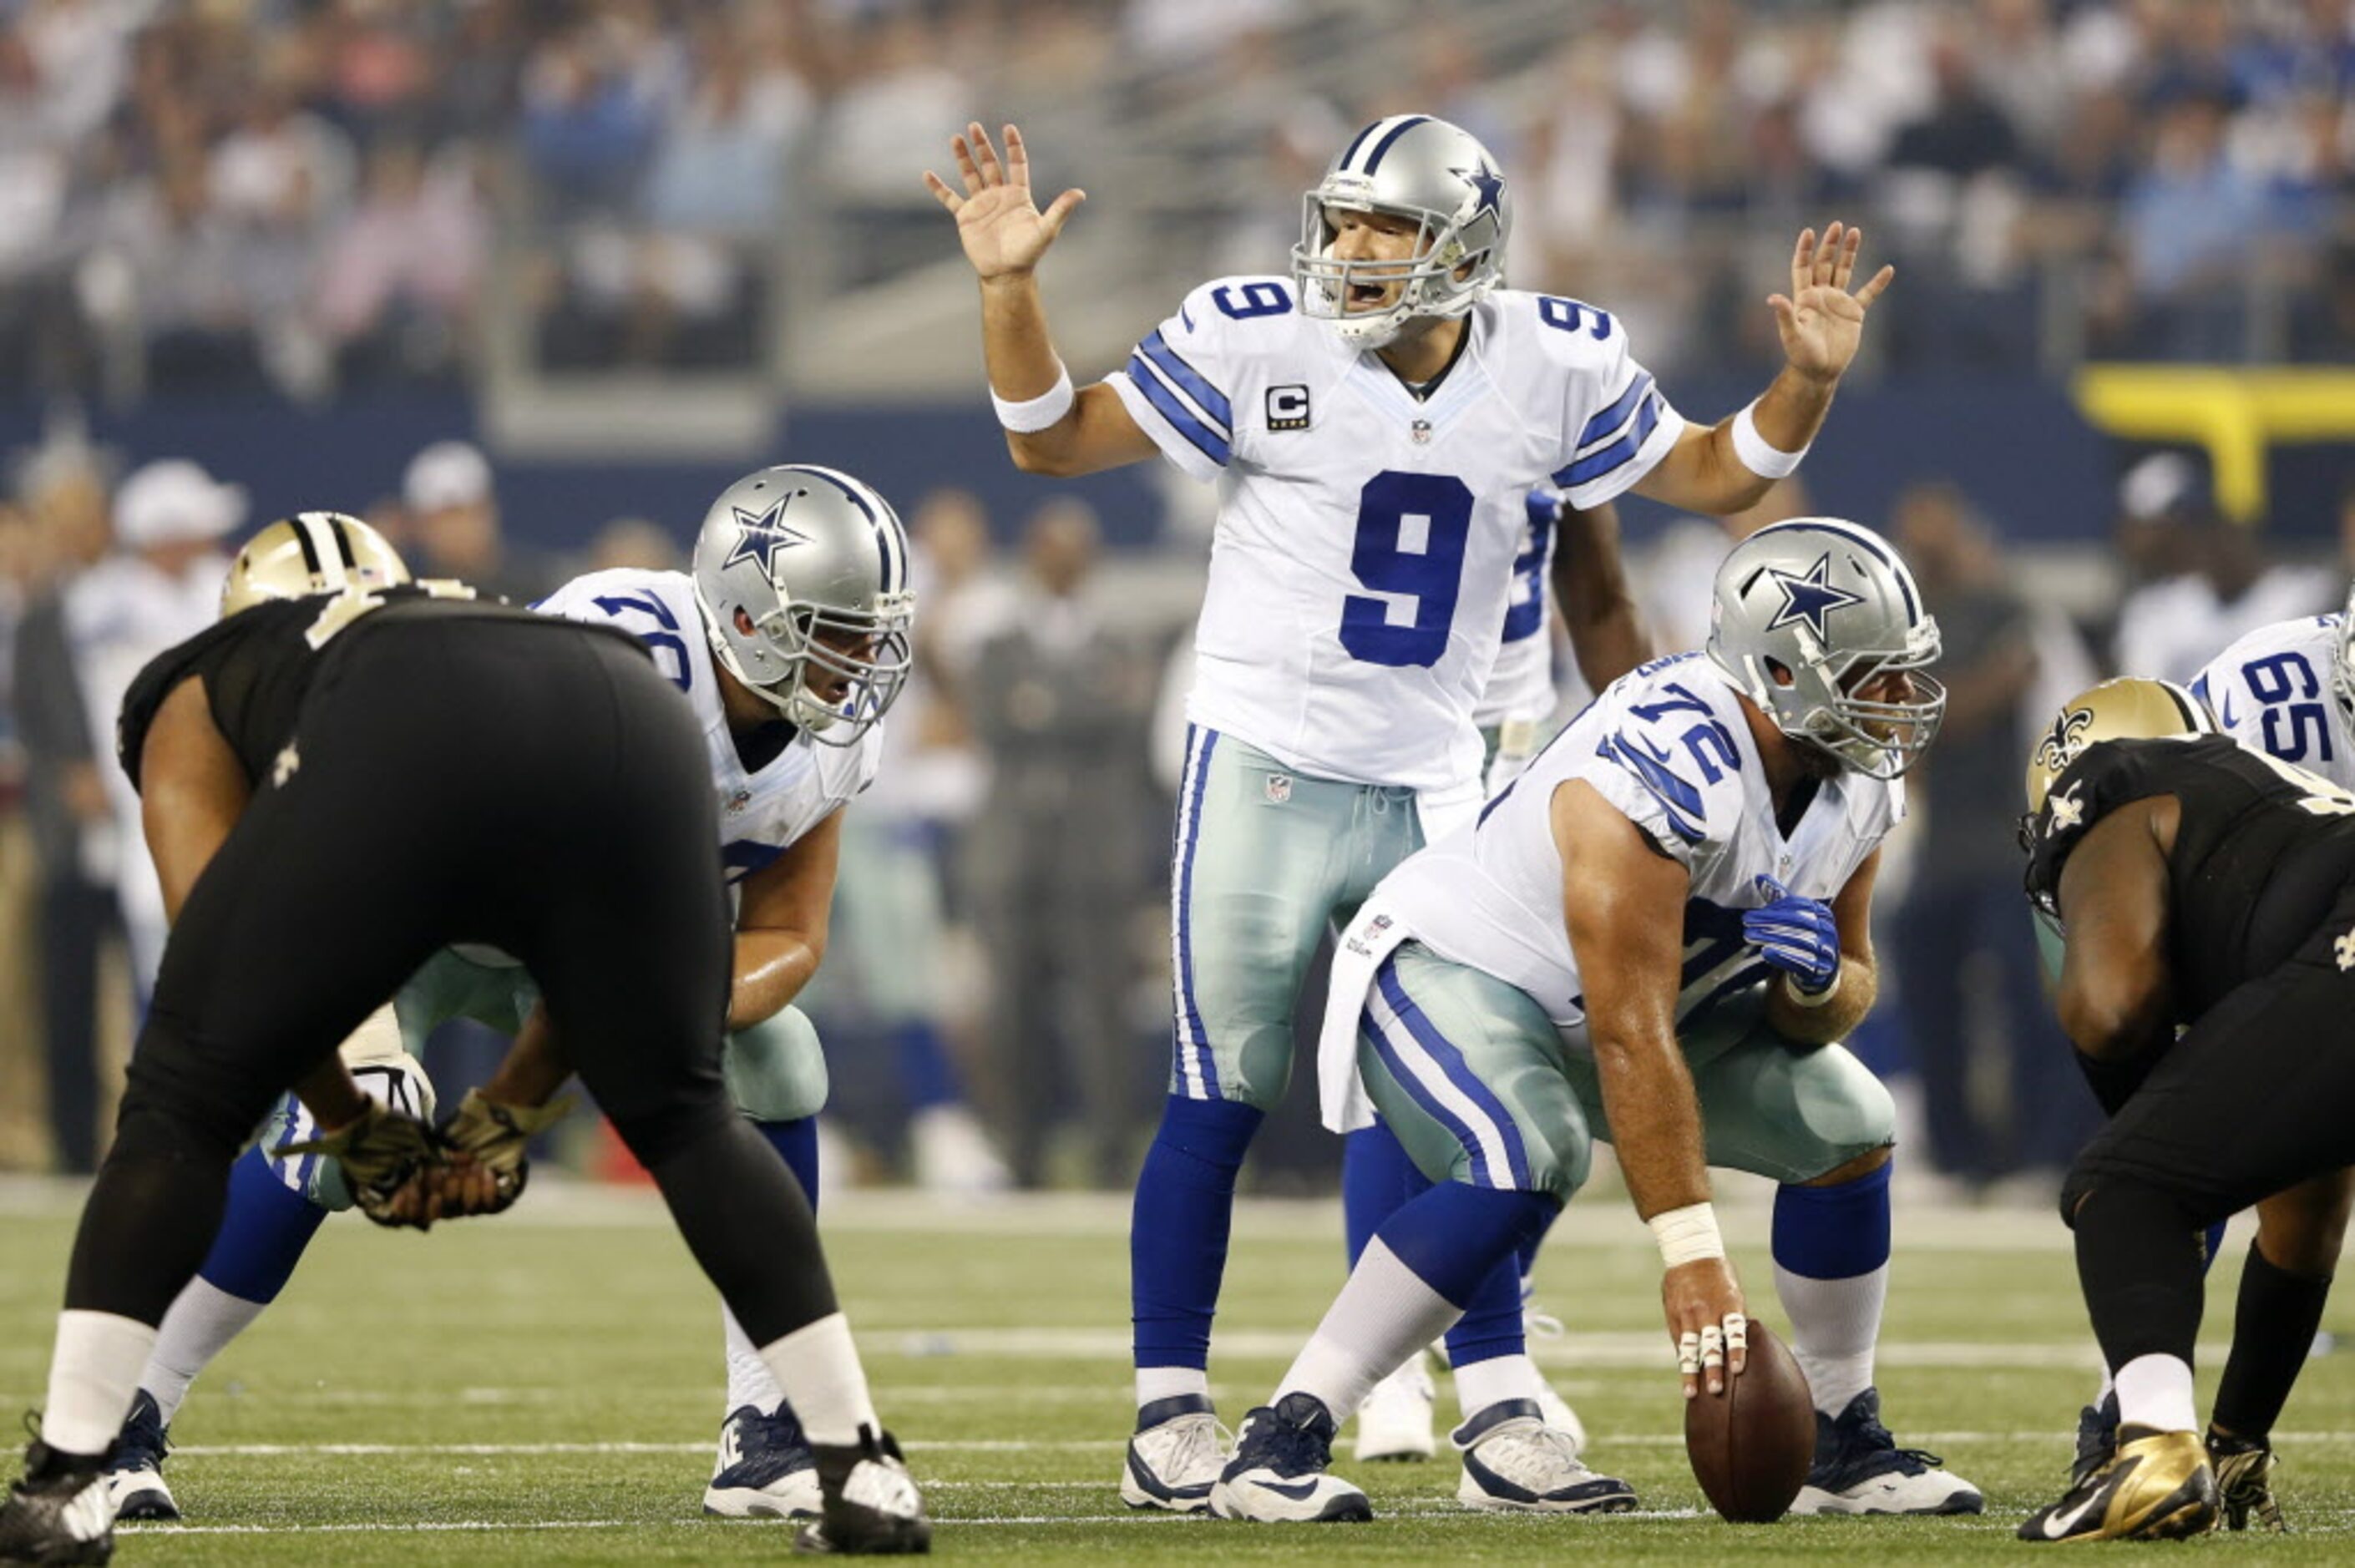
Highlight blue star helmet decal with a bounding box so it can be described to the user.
[1453,163,1505,223]
[1764,553,1866,638]
[722,494,812,579]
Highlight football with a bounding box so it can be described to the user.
[1684,1318,1817,1523]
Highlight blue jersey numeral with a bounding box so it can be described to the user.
[593,592,692,692]
[1501,501,1553,643]
[1211,281,1292,320]
[1340,471,1474,669]
[2241,651,2333,763]
[1537,296,1613,340]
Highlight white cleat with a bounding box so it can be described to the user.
[1210,1393,1372,1523]
[909,1105,1012,1195]
[1121,1395,1230,1513]
[1454,1399,1638,1514]
[1351,1359,1436,1462]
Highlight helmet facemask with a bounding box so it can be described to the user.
[1780,627,1948,781]
[1292,195,1498,351]
[2332,584,2355,732]
[706,588,914,746]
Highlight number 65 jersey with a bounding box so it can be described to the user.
[1367,652,1900,1033]
[1106,276,1684,794]
[2191,613,2355,788]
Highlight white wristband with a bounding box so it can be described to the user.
[991,362,1076,432]
[1730,400,1809,478]
[1786,967,1843,1008]
[1648,1201,1725,1268]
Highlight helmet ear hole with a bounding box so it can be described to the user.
[733,606,756,636]
[1765,657,1796,688]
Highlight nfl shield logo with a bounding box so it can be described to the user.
[726,788,752,817]
[1264,774,1292,805]
[1410,418,1433,445]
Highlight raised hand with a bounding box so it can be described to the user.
[1767,222,1893,385]
[922,122,1086,282]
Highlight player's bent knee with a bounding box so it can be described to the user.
[608,1090,740,1170]
[722,1008,830,1122]
[1779,1050,1897,1179]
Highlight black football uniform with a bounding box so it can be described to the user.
[2025,734,2355,1226]
[82,586,836,1348]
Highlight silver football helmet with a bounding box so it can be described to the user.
[220,511,410,618]
[1704,518,1945,780]
[691,464,915,745]
[1291,114,1510,351]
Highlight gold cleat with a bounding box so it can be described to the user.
[2207,1435,2287,1533]
[2018,1425,2219,1543]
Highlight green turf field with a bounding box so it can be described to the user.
[3,1181,2350,1563]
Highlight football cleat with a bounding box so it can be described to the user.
[1791,1388,1983,1515]
[1119,1395,1229,1514]
[0,1434,114,1566]
[2018,1424,2217,1542]
[1452,1399,1637,1515]
[2070,1389,2119,1488]
[1209,1393,1371,1523]
[1351,1361,1435,1462]
[704,1403,820,1519]
[793,1427,929,1555]
[99,1393,175,1524]
[2207,1432,2287,1532]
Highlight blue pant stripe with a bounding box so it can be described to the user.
[1362,999,1498,1188]
[1171,726,1222,1100]
[1374,959,1532,1190]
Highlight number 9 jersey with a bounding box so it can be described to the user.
[1105,276,1684,793]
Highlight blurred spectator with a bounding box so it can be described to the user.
[63,458,241,992]
[2119,89,2271,359]
[2111,453,2337,684]
[313,142,489,387]
[12,449,118,1172]
[1890,481,2094,1188]
[586,515,681,574]
[401,439,563,603]
[0,498,43,1169]
[960,498,1156,1186]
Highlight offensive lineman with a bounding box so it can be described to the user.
[99,468,914,1527]
[2016,677,2355,1540]
[0,513,926,1563]
[925,115,1900,1510]
[1212,520,1978,1521]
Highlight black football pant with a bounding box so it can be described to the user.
[2064,882,2355,1389]
[64,618,837,1363]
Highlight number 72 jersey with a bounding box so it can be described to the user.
[1105,275,1684,793]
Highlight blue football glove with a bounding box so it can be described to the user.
[1743,874,1841,995]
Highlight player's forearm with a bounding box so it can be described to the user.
[1553,501,1651,691]
[484,1004,574,1107]
[729,929,823,1031]
[1765,954,1876,1045]
[1588,1027,1712,1219]
[293,1057,372,1132]
[980,271,1084,476]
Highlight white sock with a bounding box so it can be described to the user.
[722,1303,787,1417]
[1775,1261,1887,1418]
[1276,1238,1463,1423]
[42,1311,159,1457]
[2113,1353,2197,1434]
[142,1277,271,1425]
[1135,1365,1212,1412]
[1454,1353,1545,1423]
[757,1313,878,1448]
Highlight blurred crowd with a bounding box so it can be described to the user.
[2,432,2348,1199]
[0,0,2342,399]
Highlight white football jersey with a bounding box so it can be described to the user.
[2192,613,2355,788]
[1106,277,1684,792]
[1473,488,1560,730]
[534,569,882,883]
[1373,652,1899,1032]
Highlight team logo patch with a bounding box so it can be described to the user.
[2034,704,2098,780]
[1762,552,1864,637]
[1264,774,1292,805]
[1266,384,1311,432]
[2046,781,2085,833]
[271,743,301,787]
[2337,928,2355,973]
[722,494,813,577]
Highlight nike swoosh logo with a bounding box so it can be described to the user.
[1258,1477,1327,1501]
[2044,1456,2138,1539]
[2221,695,2240,731]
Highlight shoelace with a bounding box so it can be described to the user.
[2072,1404,2117,1485]
[1239,1413,1331,1478]
[1475,1422,1587,1486]
[1155,1414,1232,1479]
[733,1409,810,1470]
[1846,1409,1942,1474]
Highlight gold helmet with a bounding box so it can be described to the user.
[220,512,410,619]
[2023,677,2216,814]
